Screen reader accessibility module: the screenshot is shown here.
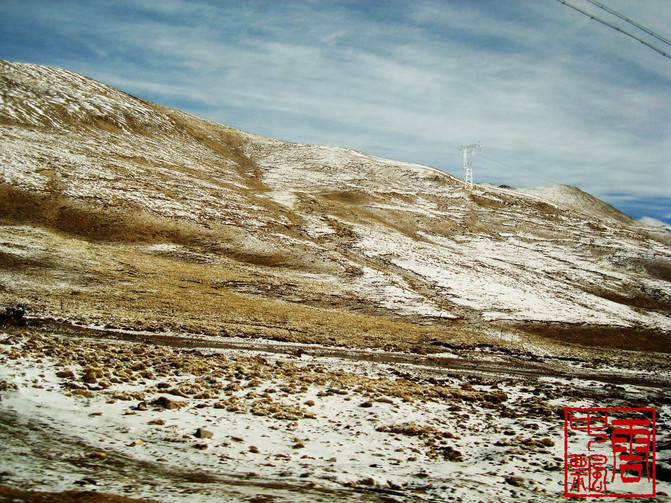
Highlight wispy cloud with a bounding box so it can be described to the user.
[1,0,670,222]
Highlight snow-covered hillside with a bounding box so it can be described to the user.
[516,184,635,225]
[1,59,670,336]
[2,60,671,503]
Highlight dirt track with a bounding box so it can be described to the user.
[24,317,671,391]
[2,320,670,503]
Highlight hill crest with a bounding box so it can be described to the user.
[1,60,670,350]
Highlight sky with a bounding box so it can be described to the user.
[1,0,670,225]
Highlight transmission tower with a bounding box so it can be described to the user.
[459,143,480,189]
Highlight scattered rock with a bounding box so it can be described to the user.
[505,476,525,487]
[56,369,75,379]
[71,388,95,398]
[436,445,464,462]
[74,477,98,486]
[657,462,671,482]
[152,395,187,409]
[81,367,102,384]
[195,427,213,439]
[0,380,18,392]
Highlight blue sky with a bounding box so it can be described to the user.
[1,0,670,224]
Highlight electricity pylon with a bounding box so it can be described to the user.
[459,143,480,189]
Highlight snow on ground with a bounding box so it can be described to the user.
[349,220,670,329]
[640,217,671,229]
[1,329,669,502]
[2,60,670,332]
[352,266,455,319]
[516,185,633,224]
[243,133,460,197]
[2,56,671,503]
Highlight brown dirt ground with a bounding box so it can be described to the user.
[0,484,159,503]
[517,322,671,354]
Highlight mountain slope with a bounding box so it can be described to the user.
[516,184,635,225]
[1,60,670,353]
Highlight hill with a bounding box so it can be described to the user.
[1,60,669,352]
[1,59,670,503]
[516,184,635,225]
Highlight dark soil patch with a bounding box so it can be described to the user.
[0,485,159,503]
[518,322,671,353]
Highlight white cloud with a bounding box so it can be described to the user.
[1,0,670,218]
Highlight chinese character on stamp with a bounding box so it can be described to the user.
[564,407,656,497]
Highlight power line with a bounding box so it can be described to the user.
[554,0,671,60]
[459,143,480,189]
[583,0,671,48]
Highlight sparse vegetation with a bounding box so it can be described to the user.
[1,59,670,503]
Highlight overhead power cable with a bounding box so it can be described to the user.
[583,0,671,48]
[554,0,671,60]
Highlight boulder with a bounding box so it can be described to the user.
[194,427,213,439]
[152,395,187,409]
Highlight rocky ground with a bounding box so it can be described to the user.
[1,320,669,502]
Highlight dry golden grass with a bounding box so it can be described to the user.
[0,184,189,243]
[2,60,668,363]
[517,321,671,354]
[65,247,472,351]
[2,182,667,358]
[0,215,480,352]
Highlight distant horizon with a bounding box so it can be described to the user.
[1,1,669,224]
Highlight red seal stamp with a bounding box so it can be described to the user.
[564,407,656,497]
